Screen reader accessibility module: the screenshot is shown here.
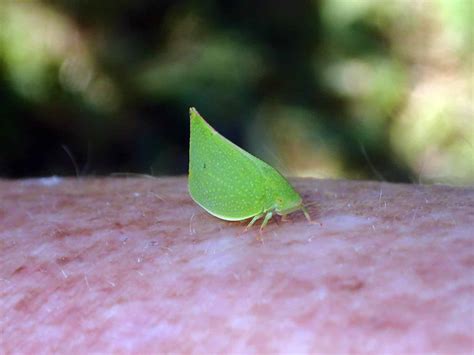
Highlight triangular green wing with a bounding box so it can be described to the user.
[188,108,267,221]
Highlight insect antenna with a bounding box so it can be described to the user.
[61,144,80,178]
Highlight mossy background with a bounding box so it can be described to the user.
[0,0,472,184]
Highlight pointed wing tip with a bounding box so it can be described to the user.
[189,107,200,119]
[189,107,216,132]
[189,107,209,126]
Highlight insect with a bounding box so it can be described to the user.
[188,107,311,231]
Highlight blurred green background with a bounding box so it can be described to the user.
[0,0,472,184]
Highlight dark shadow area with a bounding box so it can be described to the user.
[0,0,472,184]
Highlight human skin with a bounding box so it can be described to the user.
[0,177,473,354]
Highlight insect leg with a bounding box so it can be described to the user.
[302,206,312,223]
[260,211,273,231]
[245,213,264,231]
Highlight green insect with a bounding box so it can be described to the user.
[188,107,311,230]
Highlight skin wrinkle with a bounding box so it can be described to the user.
[0,177,473,353]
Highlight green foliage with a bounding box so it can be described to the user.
[0,0,472,184]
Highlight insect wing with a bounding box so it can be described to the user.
[189,109,265,221]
